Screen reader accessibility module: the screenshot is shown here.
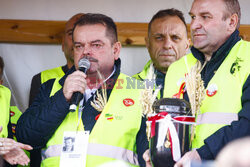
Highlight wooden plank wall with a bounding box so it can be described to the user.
[0,19,250,46]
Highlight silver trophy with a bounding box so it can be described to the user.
[147,98,195,167]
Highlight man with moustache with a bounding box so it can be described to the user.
[16,13,148,167]
[133,8,189,98]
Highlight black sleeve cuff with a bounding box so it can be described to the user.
[53,89,70,115]
[136,117,149,167]
[197,144,214,160]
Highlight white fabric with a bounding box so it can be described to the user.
[156,115,181,161]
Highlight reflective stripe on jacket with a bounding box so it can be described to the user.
[41,73,143,167]
[164,40,250,149]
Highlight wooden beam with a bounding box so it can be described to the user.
[0,19,250,46]
[0,20,65,44]
[116,22,147,46]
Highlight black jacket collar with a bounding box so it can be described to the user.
[190,30,241,88]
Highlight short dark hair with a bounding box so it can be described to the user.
[222,0,241,29]
[64,137,75,142]
[0,56,4,79]
[72,13,118,45]
[148,8,187,35]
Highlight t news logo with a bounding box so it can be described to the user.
[86,77,158,90]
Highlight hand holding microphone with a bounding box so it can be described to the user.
[63,58,90,111]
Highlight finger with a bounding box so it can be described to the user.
[15,142,33,150]
[146,161,153,167]
[68,71,87,81]
[7,153,24,166]
[1,145,16,152]
[73,70,87,76]
[12,159,18,165]
[0,145,13,151]
[64,74,87,90]
[70,73,87,85]
[0,137,16,144]
[0,140,21,152]
[4,147,30,166]
[174,157,185,167]
[175,157,190,167]
[21,144,33,151]
[8,159,17,165]
[64,80,87,97]
[0,126,2,132]
[17,151,30,166]
[174,161,183,167]
[16,156,27,166]
[143,149,153,167]
[0,150,10,155]
[69,78,87,88]
[64,82,86,97]
[143,149,150,161]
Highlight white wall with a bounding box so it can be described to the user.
[0,0,249,112]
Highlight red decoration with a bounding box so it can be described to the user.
[123,98,134,107]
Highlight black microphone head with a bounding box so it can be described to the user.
[78,58,90,72]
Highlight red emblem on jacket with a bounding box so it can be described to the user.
[10,111,15,117]
[206,84,218,97]
[123,98,134,107]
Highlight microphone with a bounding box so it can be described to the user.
[69,58,91,112]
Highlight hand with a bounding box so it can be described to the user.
[3,147,31,166]
[0,126,33,165]
[174,150,201,167]
[63,70,87,101]
[0,138,33,155]
[143,149,152,167]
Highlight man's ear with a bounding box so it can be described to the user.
[62,36,65,52]
[145,36,149,49]
[112,41,121,60]
[185,38,191,53]
[228,13,238,32]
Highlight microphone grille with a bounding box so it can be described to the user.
[78,58,90,70]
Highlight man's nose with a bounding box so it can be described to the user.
[163,38,173,50]
[82,45,92,56]
[190,18,202,32]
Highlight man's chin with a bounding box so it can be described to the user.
[87,70,97,75]
[155,64,169,73]
[159,61,171,67]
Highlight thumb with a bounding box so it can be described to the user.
[143,149,150,161]
[0,126,2,133]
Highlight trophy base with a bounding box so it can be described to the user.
[150,147,175,167]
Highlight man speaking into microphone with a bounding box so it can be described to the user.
[16,13,148,167]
